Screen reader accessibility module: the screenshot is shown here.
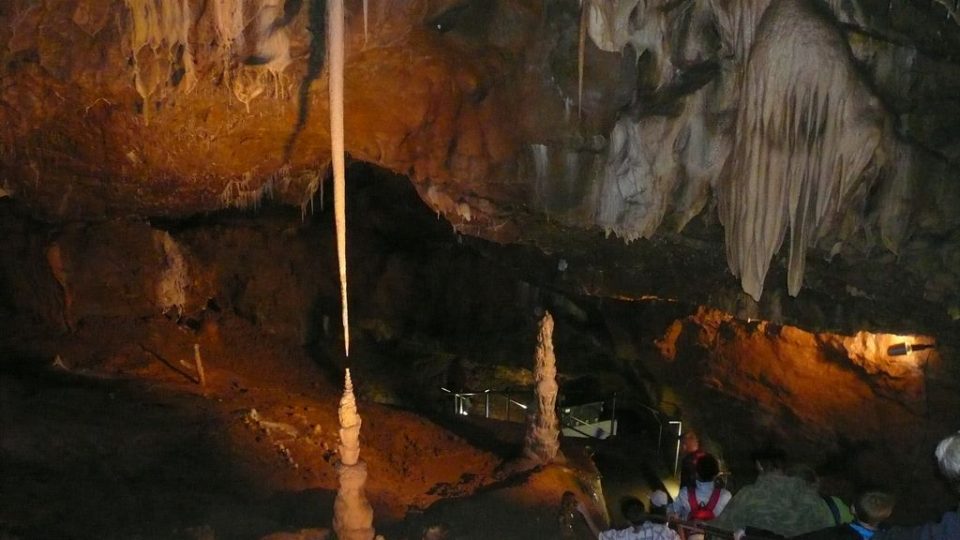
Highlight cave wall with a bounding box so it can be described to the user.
[2,164,959,524]
[602,301,960,523]
[0,168,547,373]
[1,0,959,332]
[1,0,960,525]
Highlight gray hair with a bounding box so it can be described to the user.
[935,431,960,491]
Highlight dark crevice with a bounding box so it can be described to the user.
[284,0,328,161]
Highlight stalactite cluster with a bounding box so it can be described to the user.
[707,0,772,63]
[586,0,899,301]
[211,0,245,54]
[122,0,197,123]
[718,0,890,300]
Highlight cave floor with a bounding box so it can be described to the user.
[0,314,659,539]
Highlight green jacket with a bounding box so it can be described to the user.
[711,472,836,537]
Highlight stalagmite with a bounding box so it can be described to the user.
[523,311,561,464]
[718,0,890,301]
[338,369,361,466]
[333,369,375,540]
[329,0,350,357]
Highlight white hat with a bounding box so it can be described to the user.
[650,490,669,508]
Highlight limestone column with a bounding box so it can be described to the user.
[333,369,375,540]
[523,311,561,463]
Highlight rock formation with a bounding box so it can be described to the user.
[523,311,561,464]
[1,0,958,334]
[333,368,374,540]
[328,0,350,357]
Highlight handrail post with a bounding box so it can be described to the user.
[669,420,683,477]
[658,421,663,458]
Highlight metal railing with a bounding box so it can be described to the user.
[440,387,531,422]
[439,387,620,440]
[559,397,618,439]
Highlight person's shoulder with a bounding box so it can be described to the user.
[637,522,679,540]
[598,527,634,540]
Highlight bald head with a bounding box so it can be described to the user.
[935,431,960,493]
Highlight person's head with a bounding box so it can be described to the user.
[935,431,960,494]
[621,497,646,526]
[852,491,896,527]
[421,522,451,540]
[696,454,721,483]
[649,490,670,516]
[751,446,787,474]
[681,431,700,454]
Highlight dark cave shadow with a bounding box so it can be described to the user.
[284,0,328,161]
[0,363,331,540]
[260,488,337,532]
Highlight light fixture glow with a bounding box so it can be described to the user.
[888,342,936,356]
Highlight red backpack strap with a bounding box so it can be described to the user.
[703,487,722,512]
[687,488,699,512]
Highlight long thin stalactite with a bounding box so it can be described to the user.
[329,0,349,356]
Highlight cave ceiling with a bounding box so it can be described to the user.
[1,0,959,337]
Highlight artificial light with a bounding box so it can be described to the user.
[887,342,936,356]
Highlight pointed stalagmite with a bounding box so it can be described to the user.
[333,369,374,540]
[523,311,561,464]
[338,368,361,466]
[329,0,350,357]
